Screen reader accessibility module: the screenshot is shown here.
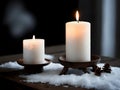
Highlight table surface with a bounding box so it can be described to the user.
[0,44,120,90]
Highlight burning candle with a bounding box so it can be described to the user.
[66,11,91,62]
[23,35,45,64]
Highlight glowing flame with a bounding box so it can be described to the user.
[75,10,80,21]
[32,35,35,40]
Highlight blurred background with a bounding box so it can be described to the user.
[0,0,119,59]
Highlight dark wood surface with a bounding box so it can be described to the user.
[0,45,120,90]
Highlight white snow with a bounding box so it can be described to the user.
[0,54,55,70]
[1,54,120,90]
[0,61,24,69]
[20,63,120,90]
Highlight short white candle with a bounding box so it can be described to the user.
[66,11,91,62]
[23,35,45,64]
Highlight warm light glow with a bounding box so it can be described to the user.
[75,10,80,21]
[32,35,35,40]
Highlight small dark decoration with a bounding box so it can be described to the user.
[94,63,112,76]
[102,63,111,73]
[92,64,98,72]
[94,67,102,76]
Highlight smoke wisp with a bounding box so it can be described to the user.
[4,1,35,38]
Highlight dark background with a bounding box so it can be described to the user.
[0,0,96,56]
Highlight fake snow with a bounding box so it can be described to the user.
[20,63,120,90]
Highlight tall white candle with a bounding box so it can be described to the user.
[23,35,45,64]
[66,11,91,62]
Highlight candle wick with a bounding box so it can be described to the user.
[77,20,79,23]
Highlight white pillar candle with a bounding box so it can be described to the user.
[66,11,91,62]
[23,35,45,64]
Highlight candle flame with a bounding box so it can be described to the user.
[75,10,80,22]
[32,35,35,40]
